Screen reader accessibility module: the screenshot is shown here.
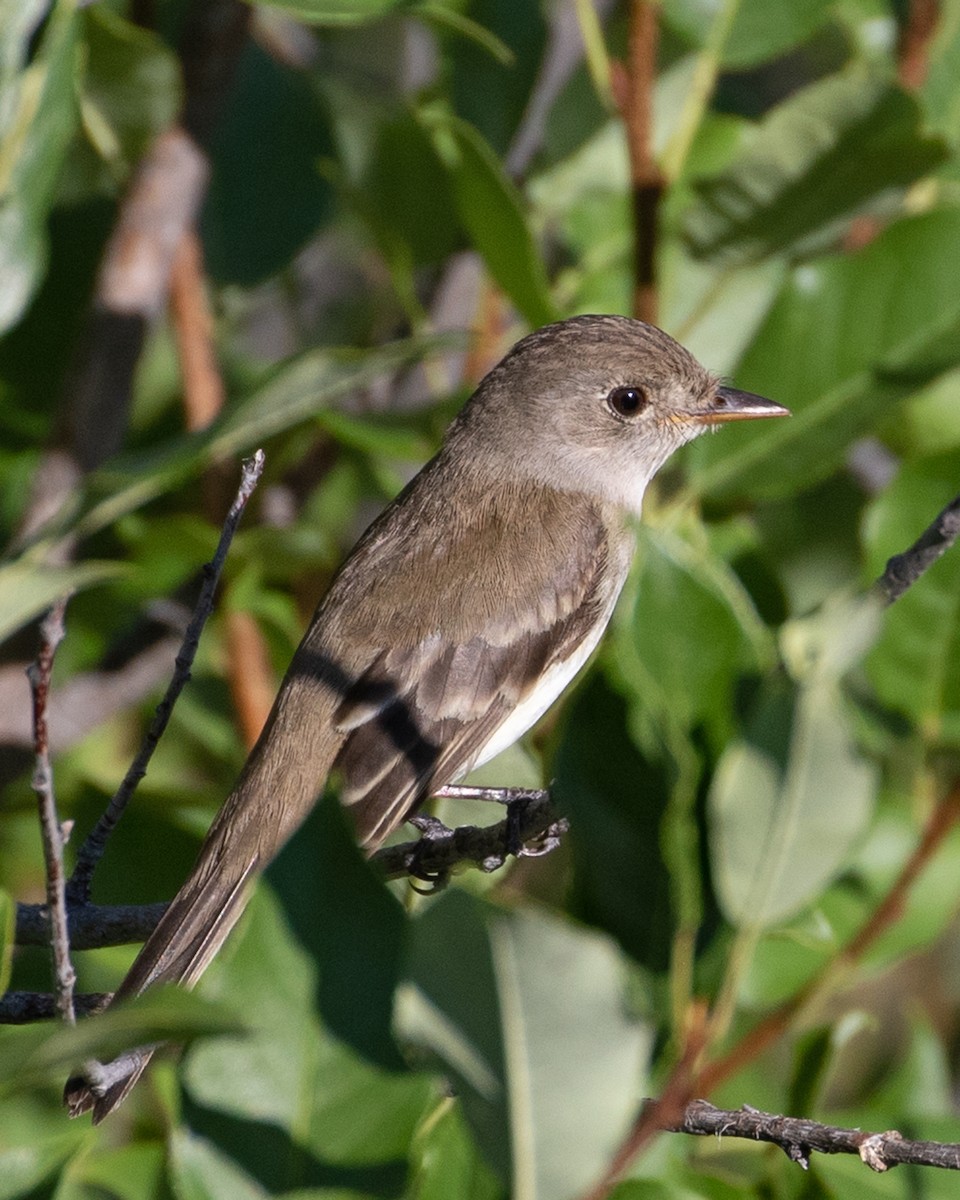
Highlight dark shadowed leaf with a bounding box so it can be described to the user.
[552,674,675,972]
[244,0,404,23]
[447,0,547,156]
[202,42,335,286]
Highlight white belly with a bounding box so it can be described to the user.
[468,591,618,772]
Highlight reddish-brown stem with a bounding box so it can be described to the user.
[170,229,225,434]
[898,0,940,90]
[615,0,663,324]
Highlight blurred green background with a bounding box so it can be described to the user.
[3,0,960,1197]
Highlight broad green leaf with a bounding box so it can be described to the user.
[688,209,960,500]
[684,73,947,266]
[663,0,835,68]
[184,886,430,1167]
[68,1144,167,1200]
[169,1131,270,1200]
[0,558,126,645]
[424,110,557,328]
[864,454,960,744]
[0,988,244,1096]
[0,0,79,332]
[920,0,960,141]
[662,254,786,378]
[0,1125,82,1200]
[243,0,404,23]
[617,525,774,731]
[709,598,881,928]
[361,112,460,269]
[409,1102,502,1200]
[401,892,651,1200]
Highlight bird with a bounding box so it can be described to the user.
[64,314,787,1120]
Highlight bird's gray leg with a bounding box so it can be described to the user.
[431,785,555,857]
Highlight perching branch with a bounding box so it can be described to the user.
[66,450,267,905]
[373,789,567,884]
[665,1100,960,1172]
[28,599,76,1026]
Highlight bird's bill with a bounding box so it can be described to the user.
[694,386,791,425]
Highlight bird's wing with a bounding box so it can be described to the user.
[316,478,623,847]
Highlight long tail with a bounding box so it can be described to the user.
[65,669,342,1122]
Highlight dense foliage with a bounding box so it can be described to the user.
[3,0,960,1197]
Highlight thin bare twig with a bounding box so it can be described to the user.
[67,451,267,905]
[667,1100,960,1172]
[28,599,76,1025]
[876,492,960,605]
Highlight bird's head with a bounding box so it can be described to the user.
[450,314,788,514]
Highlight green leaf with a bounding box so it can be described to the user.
[709,598,882,928]
[864,453,960,743]
[401,892,651,1199]
[243,0,405,23]
[664,0,835,68]
[67,1143,167,1200]
[617,525,774,731]
[183,886,431,1169]
[0,1123,83,1200]
[424,109,557,328]
[685,72,947,267]
[920,0,960,141]
[0,558,127,646]
[688,209,960,500]
[169,1130,270,1200]
[78,6,181,184]
[0,988,245,1097]
[0,0,79,332]
[408,1102,502,1200]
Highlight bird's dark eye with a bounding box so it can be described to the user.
[607,386,648,419]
